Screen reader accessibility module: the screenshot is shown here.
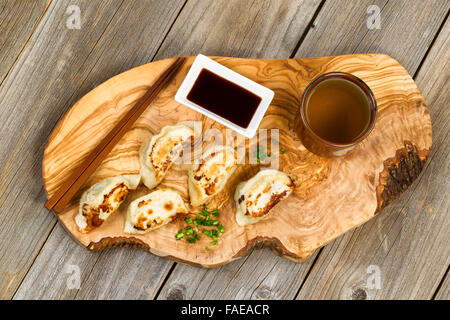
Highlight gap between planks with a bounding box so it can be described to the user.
[431,265,449,300]
[289,0,326,59]
[153,0,329,299]
[413,9,449,79]
[8,0,181,299]
[292,3,449,298]
[11,0,447,300]
[10,0,129,299]
[150,0,189,62]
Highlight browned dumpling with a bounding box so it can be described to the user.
[124,189,187,235]
[140,124,195,189]
[76,175,140,233]
[234,169,294,226]
[188,144,238,206]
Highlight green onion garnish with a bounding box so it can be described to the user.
[210,209,219,217]
[174,206,223,250]
[186,237,196,243]
[175,229,184,240]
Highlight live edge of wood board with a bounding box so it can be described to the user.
[42,54,432,268]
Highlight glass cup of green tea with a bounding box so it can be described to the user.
[294,72,377,157]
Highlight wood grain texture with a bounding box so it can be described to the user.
[296,15,449,300]
[151,0,324,300]
[294,0,449,73]
[153,0,322,60]
[157,0,449,299]
[0,0,50,84]
[0,0,186,299]
[15,0,323,299]
[13,224,99,300]
[42,54,432,267]
[157,249,319,300]
[46,56,185,213]
[4,0,447,300]
[13,222,174,299]
[434,270,449,300]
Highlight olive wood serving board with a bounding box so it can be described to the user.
[42,54,432,267]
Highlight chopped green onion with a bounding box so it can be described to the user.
[203,229,212,237]
[211,229,219,237]
[255,146,263,162]
[185,226,193,236]
[200,205,210,216]
[202,219,218,226]
[200,210,209,217]
[210,209,219,217]
[175,229,184,240]
[175,205,223,250]
[280,148,285,154]
[186,237,196,243]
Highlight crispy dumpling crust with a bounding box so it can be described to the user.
[188,144,238,207]
[234,169,294,226]
[75,174,140,233]
[140,124,195,189]
[124,188,188,235]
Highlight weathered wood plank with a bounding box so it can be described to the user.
[294,0,449,74]
[11,0,449,300]
[296,13,449,300]
[13,224,98,299]
[158,0,449,300]
[13,0,322,300]
[157,249,319,300]
[434,269,449,300]
[0,0,50,83]
[153,0,322,60]
[2,0,186,299]
[77,0,323,299]
[14,224,173,299]
[151,0,326,300]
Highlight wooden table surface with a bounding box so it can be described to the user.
[0,0,448,300]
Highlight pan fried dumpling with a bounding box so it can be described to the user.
[76,174,140,233]
[235,169,295,226]
[188,144,238,207]
[124,189,188,234]
[140,124,195,189]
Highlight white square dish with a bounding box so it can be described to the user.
[175,54,274,138]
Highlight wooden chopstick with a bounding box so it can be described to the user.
[45,57,186,213]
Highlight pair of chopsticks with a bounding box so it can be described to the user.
[45,57,186,213]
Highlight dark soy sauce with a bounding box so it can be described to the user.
[305,78,371,144]
[187,68,262,129]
